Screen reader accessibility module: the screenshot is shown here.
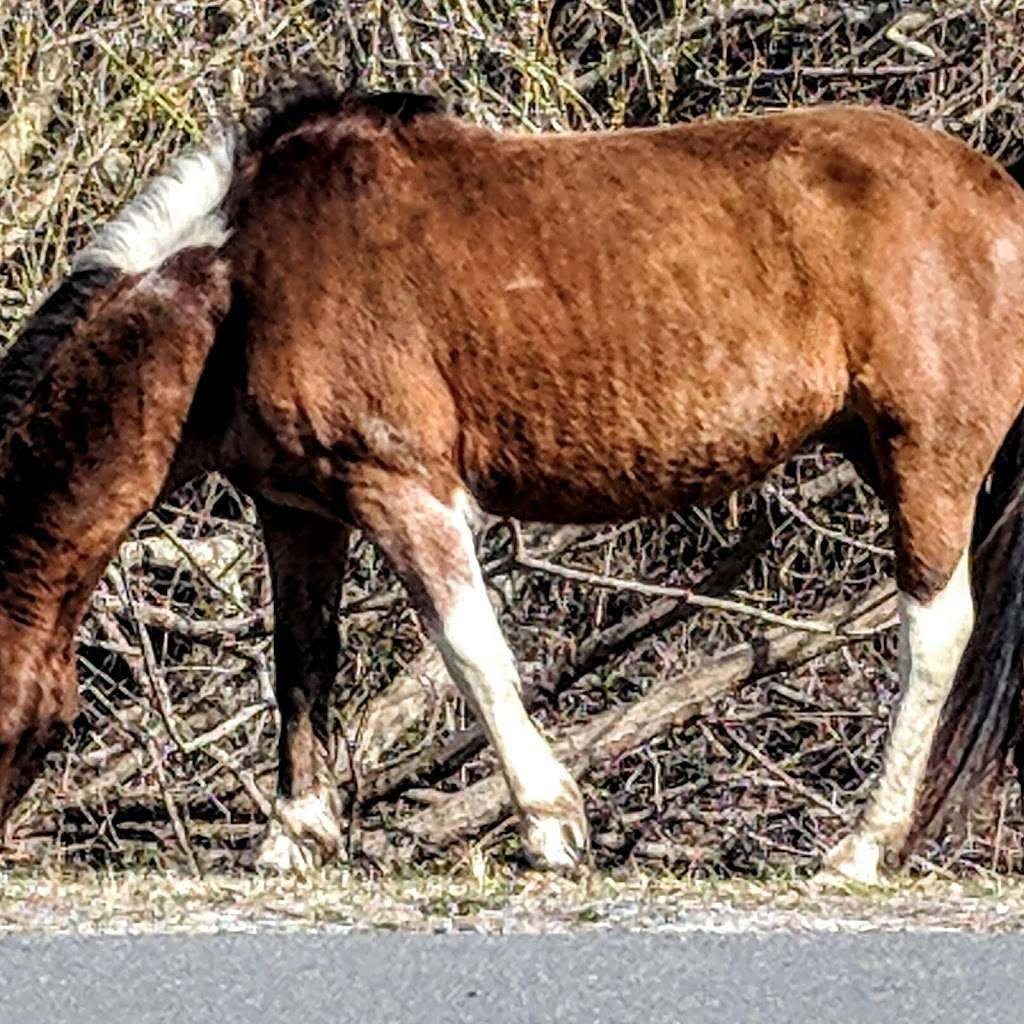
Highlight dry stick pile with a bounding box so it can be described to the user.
[1,2,1023,875]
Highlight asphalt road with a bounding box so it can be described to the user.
[3,930,1023,1024]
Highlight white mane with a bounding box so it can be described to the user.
[75,126,236,275]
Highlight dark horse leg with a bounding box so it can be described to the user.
[248,498,349,872]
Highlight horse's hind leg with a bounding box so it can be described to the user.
[820,452,977,885]
[248,499,349,873]
[348,468,587,869]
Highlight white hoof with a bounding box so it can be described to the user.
[521,813,587,870]
[247,785,344,875]
[815,833,883,887]
[278,786,344,852]
[519,774,588,871]
[249,820,318,875]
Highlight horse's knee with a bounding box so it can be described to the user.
[0,671,76,822]
[0,653,78,749]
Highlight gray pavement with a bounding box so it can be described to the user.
[2,930,1023,1023]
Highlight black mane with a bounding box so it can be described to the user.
[1007,157,1024,190]
[242,77,447,159]
[0,268,116,438]
[347,90,447,123]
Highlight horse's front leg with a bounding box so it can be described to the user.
[348,466,588,870]
[248,499,349,873]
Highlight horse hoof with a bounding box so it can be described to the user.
[522,814,586,870]
[276,786,344,854]
[245,785,344,876]
[814,833,883,888]
[520,782,589,871]
[246,821,319,876]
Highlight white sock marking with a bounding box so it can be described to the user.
[870,548,974,832]
[429,492,583,863]
[826,548,974,882]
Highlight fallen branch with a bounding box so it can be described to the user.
[339,646,455,786]
[511,528,857,636]
[118,532,252,609]
[383,582,896,852]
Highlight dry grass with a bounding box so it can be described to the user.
[2,1,1024,889]
[5,862,1024,935]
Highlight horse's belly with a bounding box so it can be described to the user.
[450,294,848,523]
[462,405,825,524]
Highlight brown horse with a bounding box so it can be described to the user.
[3,84,1024,883]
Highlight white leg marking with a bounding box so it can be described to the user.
[822,549,974,885]
[433,493,587,869]
[250,782,343,875]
